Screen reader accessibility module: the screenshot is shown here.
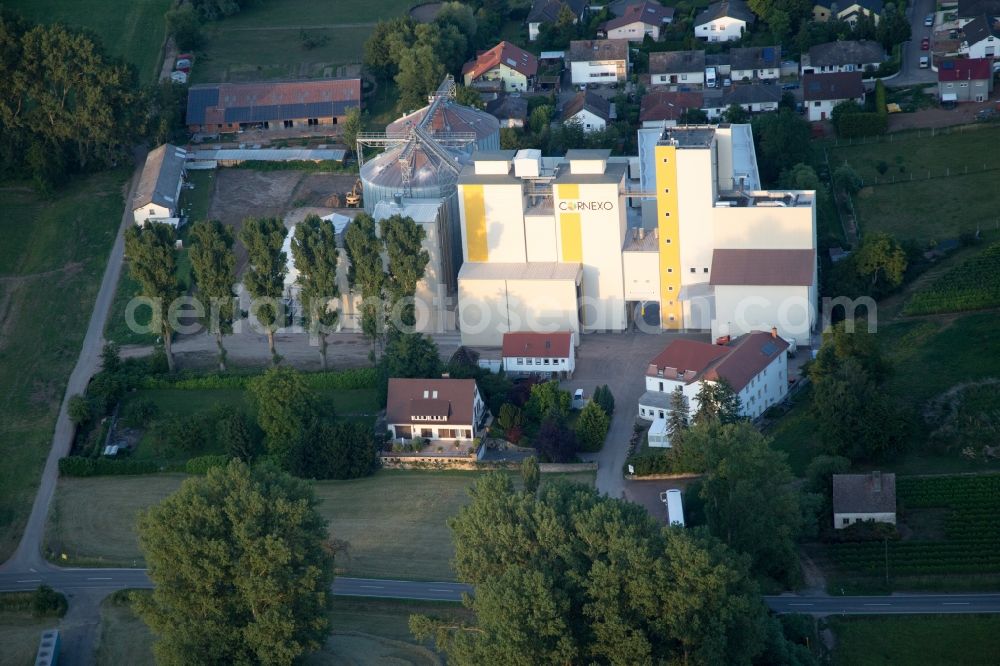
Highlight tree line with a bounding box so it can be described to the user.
[125,211,429,373]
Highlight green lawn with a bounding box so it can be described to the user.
[0,171,126,562]
[5,0,171,83]
[96,594,156,666]
[829,126,1000,243]
[178,170,216,226]
[0,609,57,666]
[190,0,416,83]
[829,615,1000,666]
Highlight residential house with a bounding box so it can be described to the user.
[600,0,675,41]
[561,90,612,132]
[486,95,529,128]
[501,331,576,377]
[833,472,897,529]
[938,57,994,103]
[132,144,187,226]
[638,330,791,421]
[727,45,782,80]
[803,71,865,120]
[385,378,486,442]
[801,40,886,75]
[701,83,782,118]
[528,0,587,41]
[813,0,883,25]
[186,79,361,133]
[568,39,631,85]
[960,15,1000,58]
[956,0,1000,25]
[639,91,705,126]
[462,41,539,92]
[694,0,755,42]
[649,50,707,86]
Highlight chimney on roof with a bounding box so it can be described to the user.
[771,326,778,339]
[872,470,882,492]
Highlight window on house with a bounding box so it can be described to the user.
[703,267,709,273]
[690,268,696,273]
[814,101,821,107]
[544,358,551,365]
[517,358,524,364]
[284,120,293,128]
[842,518,850,526]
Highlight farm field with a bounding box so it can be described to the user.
[904,242,1000,315]
[0,171,126,562]
[826,475,1000,590]
[45,470,594,574]
[829,615,1000,666]
[5,0,171,83]
[828,126,1000,243]
[191,0,416,83]
[0,608,57,666]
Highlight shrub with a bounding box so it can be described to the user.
[32,585,68,618]
[59,456,161,477]
[826,520,900,543]
[185,454,231,475]
[576,401,610,452]
[876,161,889,175]
[68,394,93,425]
[121,398,158,428]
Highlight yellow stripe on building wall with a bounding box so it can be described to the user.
[462,185,488,262]
[557,184,582,262]
[654,145,683,330]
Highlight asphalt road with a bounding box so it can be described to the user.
[5,567,1000,616]
[892,0,938,86]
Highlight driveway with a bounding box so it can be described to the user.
[563,330,707,498]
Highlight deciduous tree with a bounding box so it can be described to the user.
[239,217,288,364]
[855,231,907,288]
[292,215,341,370]
[526,380,571,422]
[135,461,333,665]
[377,333,442,406]
[189,220,237,371]
[344,213,387,356]
[248,367,318,466]
[381,214,429,329]
[124,223,181,372]
[520,455,540,494]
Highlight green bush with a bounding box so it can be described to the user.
[139,367,377,391]
[836,112,888,138]
[121,397,158,428]
[185,454,231,475]
[0,586,67,617]
[58,456,161,477]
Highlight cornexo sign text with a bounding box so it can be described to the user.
[559,201,614,211]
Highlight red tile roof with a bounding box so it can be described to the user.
[463,41,539,80]
[709,249,815,286]
[647,332,789,392]
[938,57,992,81]
[639,91,704,123]
[502,331,573,358]
[386,378,478,427]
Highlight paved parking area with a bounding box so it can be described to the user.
[624,478,699,525]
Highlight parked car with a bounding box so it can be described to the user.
[924,13,934,26]
[921,38,930,50]
[976,108,996,121]
[782,82,800,90]
[919,56,930,69]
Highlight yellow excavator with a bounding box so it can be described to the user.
[345,179,363,208]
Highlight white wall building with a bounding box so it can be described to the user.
[694,0,755,42]
[568,39,630,85]
[803,71,865,121]
[638,330,790,421]
[501,331,576,377]
[133,144,187,226]
[385,378,486,442]
[833,472,897,529]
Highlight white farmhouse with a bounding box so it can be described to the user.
[132,144,187,226]
[694,0,755,42]
[833,472,897,529]
[638,330,790,421]
[501,331,576,378]
[568,39,630,86]
[385,378,487,442]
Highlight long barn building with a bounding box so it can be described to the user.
[186,79,361,133]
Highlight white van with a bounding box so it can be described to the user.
[662,489,685,527]
[919,56,930,69]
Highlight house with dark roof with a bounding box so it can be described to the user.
[649,50,707,86]
[561,90,612,131]
[640,91,705,126]
[724,45,782,80]
[600,0,675,41]
[701,83,782,117]
[186,78,361,133]
[501,331,576,377]
[694,0,755,42]
[638,330,791,421]
[462,42,539,92]
[833,472,897,529]
[957,0,1000,21]
[385,378,487,442]
[960,15,1000,58]
[801,40,885,75]
[486,95,529,128]
[133,144,187,226]
[938,58,994,102]
[813,0,884,25]
[568,39,631,85]
[527,0,588,41]
[803,71,865,120]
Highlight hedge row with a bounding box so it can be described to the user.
[625,452,694,476]
[0,587,68,617]
[836,112,888,138]
[59,457,164,477]
[185,455,231,475]
[139,367,378,391]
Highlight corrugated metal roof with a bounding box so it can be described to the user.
[134,144,186,210]
[187,79,360,126]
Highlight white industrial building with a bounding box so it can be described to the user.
[133,144,186,226]
[638,330,790,421]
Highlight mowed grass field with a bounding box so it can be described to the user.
[192,0,416,83]
[0,172,126,562]
[828,126,1000,243]
[46,470,594,576]
[4,0,171,83]
[0,608,58,666]
[829,615,1000,666]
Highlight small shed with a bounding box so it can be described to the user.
[832,471,896,529]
